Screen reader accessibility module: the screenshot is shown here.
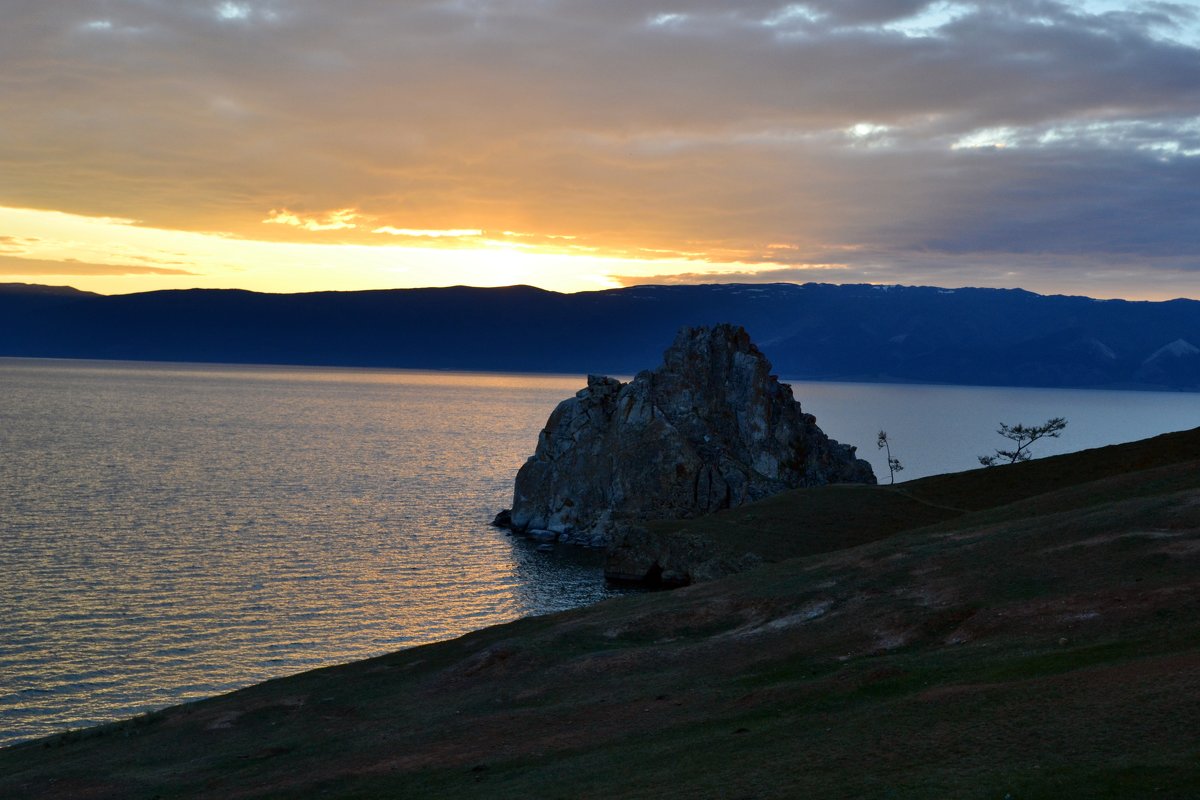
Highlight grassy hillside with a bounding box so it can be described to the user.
[643,423,1200,566]
[3,428,1199,799]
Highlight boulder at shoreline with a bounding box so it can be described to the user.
[498,324,875,549]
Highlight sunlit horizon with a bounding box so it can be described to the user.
[3,204,1196,303]
[3,4,1199,302]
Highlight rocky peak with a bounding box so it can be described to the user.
[500,324,875,547]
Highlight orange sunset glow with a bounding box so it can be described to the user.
[2,2,1199,299]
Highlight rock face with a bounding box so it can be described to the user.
[501,324,875,548]
[603,522,763,588]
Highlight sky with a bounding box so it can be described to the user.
[2,1,1199,299]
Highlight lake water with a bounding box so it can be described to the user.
[1,358,1197,747]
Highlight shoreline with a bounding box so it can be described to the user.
[4,428,1199,797]
[0,534,627,752]
[4,431,1195,800]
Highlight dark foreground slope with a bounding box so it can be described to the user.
[3,429,1199,799]
[3,281,1200,389]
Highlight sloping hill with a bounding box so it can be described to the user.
[2,429,1199,799]
[635,423,1200,569]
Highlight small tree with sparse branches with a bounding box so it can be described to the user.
[877,429,904,484]
[978,417,1067,466]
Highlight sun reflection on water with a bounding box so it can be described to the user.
[0,359,622,747]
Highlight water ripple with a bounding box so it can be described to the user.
[0,360,626,747]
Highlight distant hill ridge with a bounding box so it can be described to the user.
[2,282,1199,390]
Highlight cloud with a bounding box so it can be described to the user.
[372,226,484,238]
[1,1,1198,295]
[263,208,360,231]
[0,254,197,277]
[800,0,938,25]
[0,235,35,253]
[611,249,1200,301]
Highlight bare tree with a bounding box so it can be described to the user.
[877,429,904,484]
[978,417,1067,466]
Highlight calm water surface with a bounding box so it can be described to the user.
[1,358,1196,747]
[793,380,1199,482]
[0,360,618,747]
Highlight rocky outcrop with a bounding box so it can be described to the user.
[604,523,763,587]
[498,324,875,549]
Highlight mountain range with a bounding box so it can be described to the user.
[3,281,1199,390]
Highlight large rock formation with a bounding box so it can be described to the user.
[499,324,875,548]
